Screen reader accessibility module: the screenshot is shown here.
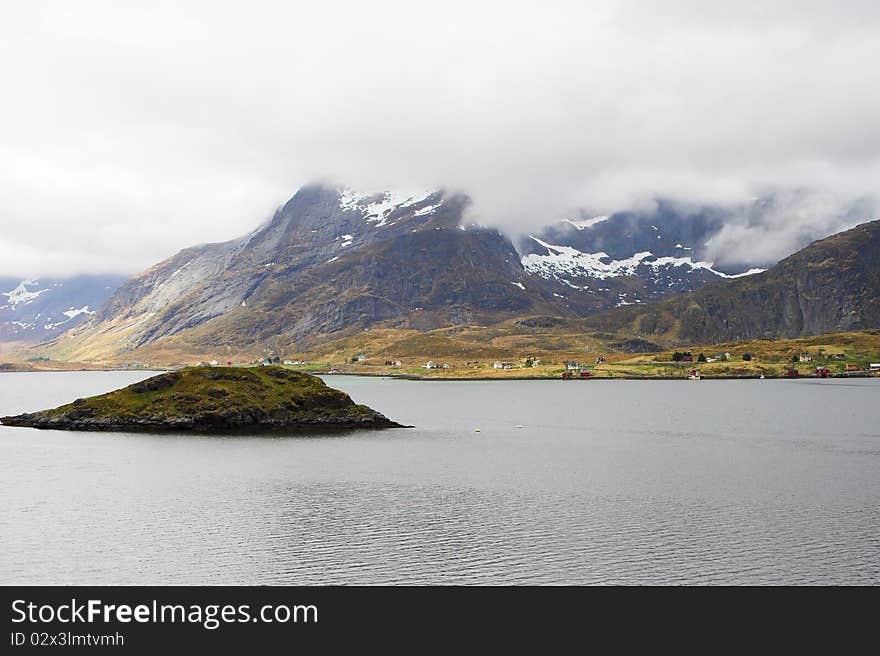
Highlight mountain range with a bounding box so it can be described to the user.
[582,218,880,345]
[0,275,126,343]
[8,184,879,364]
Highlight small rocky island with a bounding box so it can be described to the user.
[0,366,404,432]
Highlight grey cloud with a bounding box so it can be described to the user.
[1,0,879,275]
[704,190,877,268]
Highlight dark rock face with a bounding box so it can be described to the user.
[609,338,663,353]
[193,225,567,345]
[0,366,404,433]
[130,372,181,393]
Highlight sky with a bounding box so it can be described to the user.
[2,0,879,276]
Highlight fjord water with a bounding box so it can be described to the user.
[1,372,878,585]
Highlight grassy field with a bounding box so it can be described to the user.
[274,328,880,379]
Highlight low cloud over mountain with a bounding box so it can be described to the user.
[2,1,879,276]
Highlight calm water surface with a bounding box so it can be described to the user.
[1,371,878,584]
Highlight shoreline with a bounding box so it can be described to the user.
[319,371,877,382]
[2,366,875,382]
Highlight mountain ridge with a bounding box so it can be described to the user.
[27,186,879,364]
[0,274,126,343]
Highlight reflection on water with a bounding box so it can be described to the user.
[1,372,878,584]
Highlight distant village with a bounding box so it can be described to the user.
[110,346,880,381]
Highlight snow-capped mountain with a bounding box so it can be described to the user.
[91,185,469,339]
[34,185,861,362]
[523,237,763,305]
[54,184,563,360]
[0,275,126,342]
[521,201,765,310]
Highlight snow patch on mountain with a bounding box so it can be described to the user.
[63,306,95,319]
[338,188,437,227]
[522,237,765,283]
[2,280,50,309]
[413,202,442,217]
[717,267,767,279]
[562,215,609,230]
[43,306,96,330]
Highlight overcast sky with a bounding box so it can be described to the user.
[2,0,879,276]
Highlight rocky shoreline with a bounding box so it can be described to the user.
[0,408,402,432]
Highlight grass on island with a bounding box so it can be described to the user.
[2,366,379,424]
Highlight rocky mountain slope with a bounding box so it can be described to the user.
[48,185,568,360]
[582,219,880,344]
[0,275,125,342]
